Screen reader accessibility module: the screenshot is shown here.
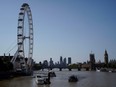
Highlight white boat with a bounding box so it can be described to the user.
[35,74,51,85]
[35,75,45,85]
[96,69,100,72]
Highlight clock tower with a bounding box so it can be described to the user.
[104,50,108,65]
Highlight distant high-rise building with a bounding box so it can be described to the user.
[64,58,66,64]
[63,57,67,66]
[49,58,54,68]
[43,60,48,68]
[60,56,63,65]
[68,57,71,64]
[89,53,96,70]
[104,50,108,65]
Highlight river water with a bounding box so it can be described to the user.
[0,69,116,87]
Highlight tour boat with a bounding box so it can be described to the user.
[35,75,45,85]
[35,74,51,85]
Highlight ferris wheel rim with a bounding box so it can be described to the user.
[17,3,33,59]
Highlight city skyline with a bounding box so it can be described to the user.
[0,0,116,63]
[37,50,110,65]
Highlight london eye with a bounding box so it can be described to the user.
[17,3,33,62]
[11,3,33,73]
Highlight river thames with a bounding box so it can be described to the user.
[0,69,116,87]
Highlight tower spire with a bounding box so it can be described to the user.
[104,49,108,65]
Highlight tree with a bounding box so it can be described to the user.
[33,63,42,70]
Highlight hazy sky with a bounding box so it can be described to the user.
[0,0,116,63]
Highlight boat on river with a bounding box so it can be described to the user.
[49,71,56,77]
[68,75,78,82]
[35,75,45,85]
[35,73,51,85]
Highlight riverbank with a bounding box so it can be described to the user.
[0,71,13,80]
[0,71,32,80]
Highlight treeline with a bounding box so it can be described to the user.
[0,58,13,72]
[33,62,42,70]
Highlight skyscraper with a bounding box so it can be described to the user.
[60,56,63,65]
[43,60,48,68]
[68,57,71,64]
[49,58,54,68]
[104,50,108,65]
[63,57,67,67]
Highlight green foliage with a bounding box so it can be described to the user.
[68,64,78,69]
[108,63,116,69]
[0,58,13,72]
[33,63,42,70]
